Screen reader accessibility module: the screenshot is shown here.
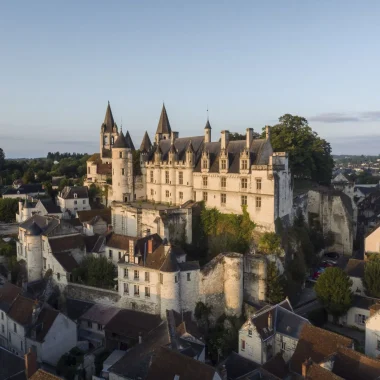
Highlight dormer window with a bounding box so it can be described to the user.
[202,160,208,169]
[111,136,115,145]
[134,257,139,264]
[221,160,227,170]
[241,160,248,170]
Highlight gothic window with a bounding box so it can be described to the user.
[241,160,248,170]
[221,159,227,170]
[241,178,248,189]
[150,171,154,183]
[179,171,183,185]
[256,178,262,190]
[256,197,262,208]
[241,195,247,206]
[221,177,226,188]
[221,193,226,205]
[202,176,208,187]
[202,159,208,169]
[165,171,169,184]
[203,192,208,202]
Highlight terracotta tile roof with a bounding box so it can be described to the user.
[306,363,343,380]
[77,208,111,225]
[0,282,22,312]
[290,324,353,374]
[345,259,365,278]
[145,346,216,380]
[261,353,289,379]
[87,153,101,163]
[96,163,112,175]
[48,234,85,254]
[59,186,88,199]
[29,369,61,380]
[7,295,35,325]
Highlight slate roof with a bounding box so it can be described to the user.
[178,261,200,271]
[48,234,85,254]
[19,215,60,236]
[39,199,61,214]
[66,298,94,321]
[351,295,378,310]
[156,104,172,135]
[105,309,162,340]
[80,304,119,325]
[59,186,88,199]
[0,282,22,313]
[77,208,111,225]
[169,309,203,342]
[218,351,259,380]
[26,222,42,236]
[290,324,353,374]
[204,120,211,129]
[140,131,152,152]
[102,101,116,133]
[0,346,26,380]
[84,234,101,253]
[145,346,217,380]
[3,184,44,195]
[160,248,180,272]
[345,259,365,278]
[113,131,135,150]
[28,308,59,342]
[53,253,79,272]
[261,353,289,379]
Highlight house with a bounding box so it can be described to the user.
[2,184,45,199]
[365,225,380,254]
[238,298,310,364]
[57,186,90,218]
[344,259,366,295]
[77,208,111,235]
[289,324,353,375]
[51,176,65,190]
[17,198,62,223]
[104,308,161,351]
[365,303,380,358]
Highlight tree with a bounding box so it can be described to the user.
[0,148,5,171]
[228,132,246,141]
[265,114,334,184]
[0,198,19,223]
[315,267,353,319]
[258,232,282,255]
[22,168,35,184]
[266,261,284,304]
[363,260,380,298]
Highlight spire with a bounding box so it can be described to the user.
[125,131,135,150]
[140,131,152,152]
[204,120,211,130]
[156,104,172,135]
[113,131,128,149]
[102,101,115,133]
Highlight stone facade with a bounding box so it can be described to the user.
[365,307,380,358]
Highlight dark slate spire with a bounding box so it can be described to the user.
[125,131,135,150]
[140,131,152,152]
[101,101,116,133]
[204,120,212,130]
[156,104,172,135]
[113,131,128,148]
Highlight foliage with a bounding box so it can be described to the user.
[72,255,116,289]
[307,307,328,327]
[0,148,4,171]
[258,232,282,255]
[315,267,353,319]
[133,150,142,176]
[0,198,19,222]
[200,205,255,258]
[88,183,101,200]
[56,347,85,380]
[266,261,284,304]
[363,260,380,298]
[194,301,212,322]
[264,114,334,184]
[228,132,246,141]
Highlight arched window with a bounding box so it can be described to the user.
[104,135,109,145]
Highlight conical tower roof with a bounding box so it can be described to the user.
[102,101,116,133]
[113,131,128,148]
[156,104,172,135]
[125,131,135,150]
[140,131,152,152]
[204,120,212,130]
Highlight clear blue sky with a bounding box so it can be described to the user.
[1,1,379,157]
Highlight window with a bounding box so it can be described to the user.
[175,275,178,283]
[87,321,92,328]
[202,159,208,169]
[241,160,248,170]
[203,192,208,202]
[256,197,262,208]
[145,287,150,297]
[109,250,113,259]
[43,258,46,270]
[202,176,208,187]
[248,329,252,337]
[134,285,139,296]
[1,312,3,320]
[13,323,17,333]
[193,192,196,201]
[221,160,226,170]
[179,192,183,200]
[119,152,122,158]
[122,168,125,175]
[166,190,170,198]
[221,193,226,205]
[1,325,4,333]
[74,193,77,198]
[187,273,191,281]
[179,172,183,185]
[165,171,169,184]
[241,339,245,350]
[256,178,262,190]
[355,314,367,325]
[57,273,60,281]
[160,273,163,284]
[134,257,139,264]
[97,323,103,331]
[281,342,286,351]
[241,178,248,189]
[124,283,129,294]
[134,270,139,280]
[119,252,122,260]
[83,200,86,204]
[124,268,128,278]
[241,195,247,206]
[88,167,90,174]
[145,272,150,282]
[221,177,226,188]
[74,200,77,205]
[21,341,23,352]
[150,171,154,183]
[150,189,154,196]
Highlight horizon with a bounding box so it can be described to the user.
[1,1,380,158]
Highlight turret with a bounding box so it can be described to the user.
[204,120,212,143]
[100,101,119,158]
[155,104,172,144]
[185,141,194,167]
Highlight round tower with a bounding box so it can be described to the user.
[25,222,43,282]
[223,253,243,317]
[112,130,134,203]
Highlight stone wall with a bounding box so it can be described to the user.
[64,283,120,306]
[244,254,267,303]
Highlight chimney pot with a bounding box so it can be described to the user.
[221,130,229,150]
[246,128,253,149]
[265,126,271,140]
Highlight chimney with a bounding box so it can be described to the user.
[221,130,229,150]
[138,332,142,344]
[147,239,153,254]
[129,240,135,256]
[25,348,38,379]
[268,312,272,330]
[246,128,253,149]
[265,126,271,140]
[220,364,227,380]
[302,358,311,378]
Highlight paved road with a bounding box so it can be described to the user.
[0,223,18,236]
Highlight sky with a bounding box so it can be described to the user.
[0,1,379,158]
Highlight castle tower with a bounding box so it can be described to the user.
[100,101,119,159]
[204,120,212,143]
[112,130,135,202]
[155,104,172,144]
[25,222,43,282]
[223,253,243,317]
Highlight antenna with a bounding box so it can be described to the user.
[120,117,123,133]
[207,105,209,121]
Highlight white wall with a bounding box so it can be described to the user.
[7,319,26,356]
[239,325,263,364]
[365,311,380,358]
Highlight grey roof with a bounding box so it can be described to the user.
[102,101,116,133]
[160,249,179,272]
[218,351,259,380]
[113,130,135,150]
[345,259,365,278]
[276,306,309,339]
[3,183,44,195]
[80,304,119,325]
[204,120,211,129]
[19,215,59,236]
[125,131,135,150]
[140,131,152,152]
[179,261,200,271]
[0,346,26,380]
[66,298,94,321]
[39,199,61,214]
[156,104,172,135]
[351,295,378,310]
[59,186,88,199]
[25,221,42,236]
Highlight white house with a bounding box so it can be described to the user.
[57,186,90,218]
[365,304,380,358]
[16,198,62,223]
[238,299,309,364]
[2,184,45,199]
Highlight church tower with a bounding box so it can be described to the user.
[155,104,172,144]
[112,130,135,202]
[100,101,119,160]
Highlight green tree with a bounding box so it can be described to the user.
[0,198,19,222]
[0,148,4,171]
[258,232,282,255]
[22,169,35,184]
[315,267,353,319]
[228,132,246,141]
[363,260,380,298]
[265,114,334,184]
[133,150,142,176]
[266,261,284,304]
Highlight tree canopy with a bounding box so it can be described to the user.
[363,260,380,298]
[266,261,284,304]
[0,198,19,223]
[315,267,353,319]
[258,232,282,255]
[265,114,334,184]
